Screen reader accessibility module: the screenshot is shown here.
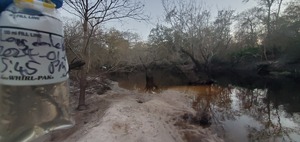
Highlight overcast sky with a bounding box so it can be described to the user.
[61,0,259,41]
[104,0,260,41]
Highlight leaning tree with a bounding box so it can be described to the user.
[161,0,234,73]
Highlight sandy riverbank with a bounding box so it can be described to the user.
[39,81,223,142]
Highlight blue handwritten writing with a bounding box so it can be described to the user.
[32,41,51,47]
[1,58,10,73]
[14,61,40,76]
[50,34,64,50]
[40,51,66,74]
[1,37,28,48]
[0,45,39,60]
[0,29,67,78]
[32,34,64,51]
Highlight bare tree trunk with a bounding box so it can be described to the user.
[264,6,271,61]
[78,67,87,110]
[145,70,158,92]
[264,0,274,61]
[139,57,158,92]
[249,18,256,48]
[180,49,202,71]
[276,0,283,21]
[64,0,146,109]
[77,15,88,110]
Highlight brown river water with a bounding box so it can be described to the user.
[110,71,300,142]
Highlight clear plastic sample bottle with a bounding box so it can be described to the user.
[0,1,74,141]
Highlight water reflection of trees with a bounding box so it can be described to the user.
[189,85,235,122]
[236,88,267,121]
[190,84,300,141]
[235,88,300,141]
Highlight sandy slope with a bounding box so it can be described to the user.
[42,82,223,142]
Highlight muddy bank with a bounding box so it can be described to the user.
[37,79,223,142]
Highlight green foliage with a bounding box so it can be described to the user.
[230,47,261,64]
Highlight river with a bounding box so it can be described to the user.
[109,71,300,142]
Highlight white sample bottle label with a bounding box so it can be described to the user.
[0,9,69,85]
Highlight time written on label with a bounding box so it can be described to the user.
[0,28,68,82]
